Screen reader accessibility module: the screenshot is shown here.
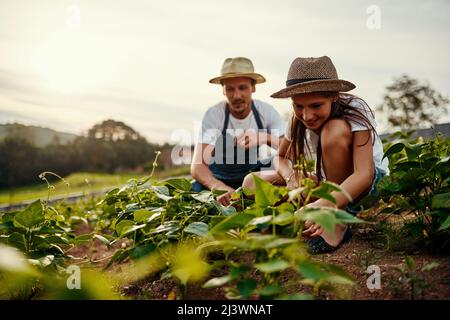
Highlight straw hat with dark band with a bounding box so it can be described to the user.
[271,56,355,98]
[209,57,266,84]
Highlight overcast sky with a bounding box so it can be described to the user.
[0,0,449,144]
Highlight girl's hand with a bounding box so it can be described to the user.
[301,202,324,238]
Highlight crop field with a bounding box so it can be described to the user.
[0,135,449,300]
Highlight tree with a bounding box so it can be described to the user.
[88,119,140,141]
[378,75,449,131]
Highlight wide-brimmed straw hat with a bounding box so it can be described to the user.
[271,56,355,98]
[209,57,266,84]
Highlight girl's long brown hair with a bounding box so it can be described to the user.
[287,92,377,182]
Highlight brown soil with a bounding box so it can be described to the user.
[68,220,450,300]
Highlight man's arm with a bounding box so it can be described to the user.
[191,143,235,205]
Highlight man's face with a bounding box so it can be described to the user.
[222,77,255,116]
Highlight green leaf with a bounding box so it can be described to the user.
[405,256,415,271]
[71,234,92,245]
[257,285,283,297]
[333,209,366,224]
[253,174,286,208]
[184,222,209,237]
[421,262,440,272]
[297,260,328,281]
[438,215,450,231]
[93,234,111,246]
[116,220,145,237]
[383,142,405,160]
[311,189,337,204]
[134,208,163,223]
[7,232,26,251]
[151,222,179,235]
[164,178,192,191]
[13,200,45,229]
[273,212,294,226]
[431,193,450,209]
[248,216,273,227]
[203,275,232,288]
[191,191,214,203]
[45,235,70,245]
[210,213,256,234]
[237,279,257,298]
[129,243,156,260]
[255,259,289,273]
[115,220,135,236]
[297,208,339,234]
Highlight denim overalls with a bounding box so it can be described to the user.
[192,102,272,191]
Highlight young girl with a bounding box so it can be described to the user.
[242,56,389,254]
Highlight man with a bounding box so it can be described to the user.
[191,57,285,205]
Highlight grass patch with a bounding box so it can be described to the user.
[0,165,191,205]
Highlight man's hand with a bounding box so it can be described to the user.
[235,131,268,149]
[215,185,236,206]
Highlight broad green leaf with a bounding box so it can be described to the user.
[45,235,70,245]
[333,209,366,224]
[115,220,135,236]
[248,216,273,227]
[257,285,283,297]
[129,243,156,260]
[273,212,294,226]
[421,262,440,272]
[383,142,405,160]
[119,224,146,238]
[14,200,44,229]
[203,275,232,288]
[237,279,257,298]
[71,234,92,245]
[93,234,111,246]
[134,209,152,223]
[230,265,251,278]
[7,232,26,251]
[184,222,209,237]
[151,222,179,235]
[438,215,450,231]
[263,238,298,249]
[297,260,328,281]
[191,191,214,203]
[406,256,415,270]
[431,193,450,209]
[164,178,192,191]
[253,174,286,208]
[151,186,172,201]
[210,213,256,234]
[297,208,339,234]
[255,259,289,273]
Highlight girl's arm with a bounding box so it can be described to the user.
[315,130,375,209]
[273,137,300,188]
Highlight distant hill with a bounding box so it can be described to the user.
[0,123,79,147]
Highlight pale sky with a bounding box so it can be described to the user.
[0,0,449,144]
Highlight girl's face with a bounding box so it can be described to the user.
[291,92,338,132]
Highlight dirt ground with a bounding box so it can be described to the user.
[68,220,450,300]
